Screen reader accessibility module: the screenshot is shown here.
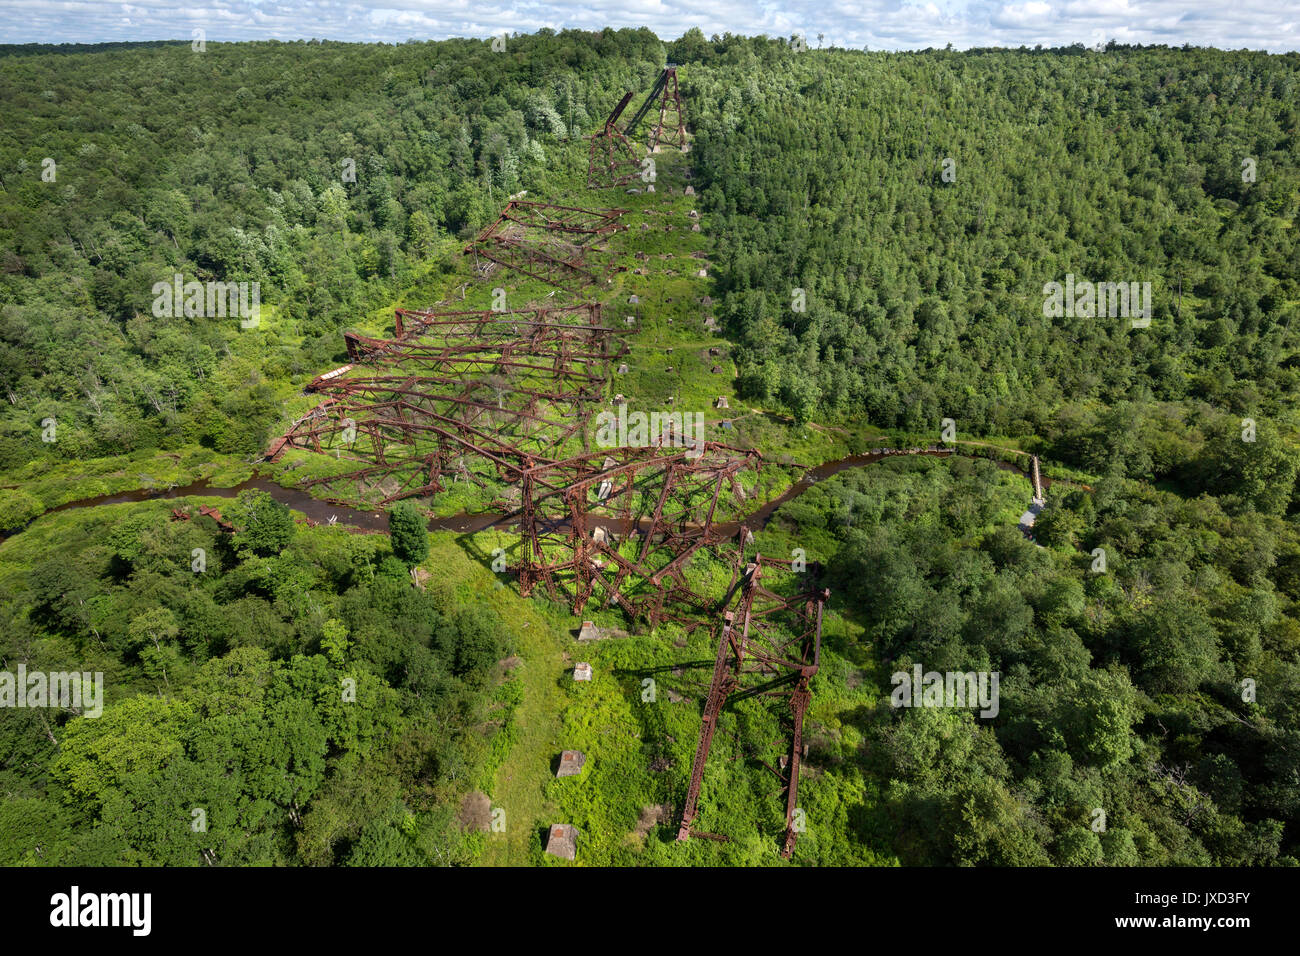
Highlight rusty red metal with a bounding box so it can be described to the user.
[587,90,644,189]
[588,68,688,189]
[513,442,763,623]
[646,67,686,152]
[267,303,625,506]
[620,67,688,154]
[464,200,628,291]
[675,552,828,858]
[263,153,828,855]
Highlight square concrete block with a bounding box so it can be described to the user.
[557,750,586,777]
[546,824,577,860]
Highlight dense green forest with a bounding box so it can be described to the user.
[813,459,1297,865]
[0,31,670,482]
[688,44,1300,435]
[2,31,1298,866]
[0,490,512,864]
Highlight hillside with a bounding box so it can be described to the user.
[1,32,1298,867]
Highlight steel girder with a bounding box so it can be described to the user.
[587,68,688,189]
[464,200,628,291]
[675,554,829,858]
[587,126,644,189]
[587,89,645,189]
[267,304,622,506]
[514,442,763,620]
[647,67,686,152]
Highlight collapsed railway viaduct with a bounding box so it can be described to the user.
[266,67,1052,858]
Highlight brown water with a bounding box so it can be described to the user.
[5,447,1041,543]
[35,477,502,535]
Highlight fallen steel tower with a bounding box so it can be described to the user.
[267,303,625,505]
[515,442,764,622]
[676,553,829,858]
[587,90,644,189]
[464,200,627,291]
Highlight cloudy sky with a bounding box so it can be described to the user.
[0,1,1296,52]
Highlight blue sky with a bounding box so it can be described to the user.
[1,1,1297,52]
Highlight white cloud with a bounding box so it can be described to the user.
[0,0,1295,51]
[997,2,1054,26]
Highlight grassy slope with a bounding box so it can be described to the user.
[420,531,571,866]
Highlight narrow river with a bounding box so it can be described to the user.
[5,447,1045,542]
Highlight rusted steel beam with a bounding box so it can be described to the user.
[605,90,635,131]
[468,238,601,290]
[674,555,829,856]
[677,610,739,841]
[587,127,643,189]
[270,302,624,506]
[393,303,611,339]
[304,383,590,433]
[318,352,613,388]
[465,201,627,291]
[481,200,629,238]
[504,440,764,623]
[781,683,811,859]
[587,91,643,190]
[648,67,686,152]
